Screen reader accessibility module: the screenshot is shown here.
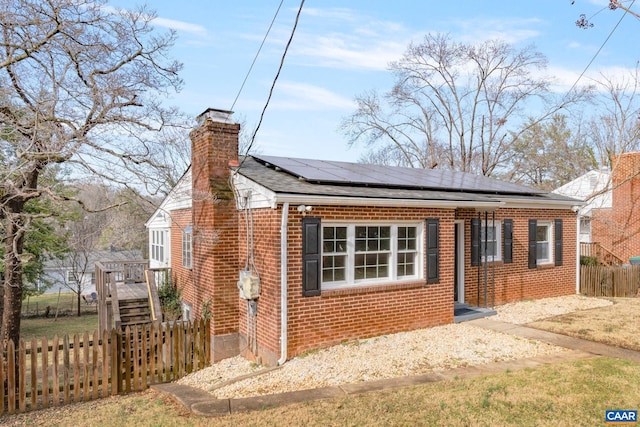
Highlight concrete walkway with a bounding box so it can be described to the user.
[151,319,640,417]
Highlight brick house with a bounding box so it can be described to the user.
[555,152,640,264]
[148,108,581,366]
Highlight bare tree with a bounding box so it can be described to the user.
[586,68,640,169]
[55,182,111,316]
[341,33,590,176]
[0,0,182,346]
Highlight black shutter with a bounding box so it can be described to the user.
[554,219,563,266]
[471,218,480,267]
[426,218,440,284]
[503,219,513,264]
[528,219,537,269]
[302,217,321,296]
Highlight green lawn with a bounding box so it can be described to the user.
[20,292,99,341]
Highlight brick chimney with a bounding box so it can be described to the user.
[189,108,241,361]
[609,152,640,262]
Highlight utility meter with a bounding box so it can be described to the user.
[238,269,260,300]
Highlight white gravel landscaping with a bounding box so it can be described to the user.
[177,294,613,399]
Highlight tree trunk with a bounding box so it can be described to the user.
[77,284,82,317]
[2,213,25,349]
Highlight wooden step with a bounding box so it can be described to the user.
[120,307,151,317]
[119,299,149,307]
[121,319,153,327]
[121,312,151,321]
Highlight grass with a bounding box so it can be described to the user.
[20,292,99,341]
[20,313,99,341]
[2,357,638,426]
[529,298,640,351]
[22,291,97,317]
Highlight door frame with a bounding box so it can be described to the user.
[454,220,465,304]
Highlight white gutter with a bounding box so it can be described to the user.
[277,202,289,365]
[500,199,584,210]
[274,194,503,209]
[576,210,581,294]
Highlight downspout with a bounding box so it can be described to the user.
[575,209,581,294]
[278,202,289,365]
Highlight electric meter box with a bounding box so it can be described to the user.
[238,269,260,300]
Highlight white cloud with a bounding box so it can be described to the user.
[282,7,412,70]
[293,35,406,70]
[301,7,358,22]
[152,17,208,37]
[543,64,638,93]
[452,17,543,45]
[271,81,356,110]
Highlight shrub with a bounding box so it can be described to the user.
[580,255,599,266]
[158,276,182,320]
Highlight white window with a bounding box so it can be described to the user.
[480,221,502,262]
[322,223,422,289]
[536,221,553,264]
[182,226,192,269]
[182,301,192,321]
[66,270,76,283]
[151,229,165,262]
[580,218,591,235]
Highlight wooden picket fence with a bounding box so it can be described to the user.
[0,319,210,415]
[580,265,640,297]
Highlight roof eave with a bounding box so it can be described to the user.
[274,194,503,209]
[499,197,583,210]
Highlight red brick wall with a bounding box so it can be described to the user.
[282,206,456,360]
[169,208,194,304]
[457,208,576,306]
[591,207,615,255]
[237,208,282,365]
[230,204,578,364]
[607,152,640,262]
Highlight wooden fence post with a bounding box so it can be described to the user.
[42,336,49,409]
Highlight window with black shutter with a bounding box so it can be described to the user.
[426,218,439,284]
[503,219,513,264]
[302,217,321,296]
[554,219,563,266]
[528,219,537,269]
[471,218,480,267]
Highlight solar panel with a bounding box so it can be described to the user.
[255,155,544,195]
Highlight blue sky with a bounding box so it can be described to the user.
[113,0,639,162]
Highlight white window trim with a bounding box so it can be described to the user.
[480,220,502,263]
[182,301,193,321]
[321,222,423,290]
[150,229,167,263]
[536,221,553,265]
[182,227,192,269]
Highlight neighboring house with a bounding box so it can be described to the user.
[553,168,611,243]
[556,152,640,264]
[148,108,581,367]
[42,249,143,295]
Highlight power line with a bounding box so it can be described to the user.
[229,0,285,112]
[566,0,635,97]
[238,0,305,167]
